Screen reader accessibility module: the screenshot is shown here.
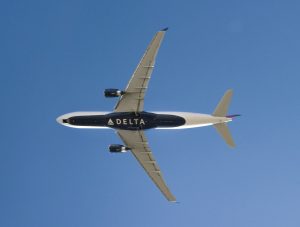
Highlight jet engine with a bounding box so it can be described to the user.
[109,144,130,153]
[104,89,125,97]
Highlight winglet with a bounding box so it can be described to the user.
[160,27,169,31]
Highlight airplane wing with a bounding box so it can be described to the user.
[114,28,168,112]
[116,129,176,202]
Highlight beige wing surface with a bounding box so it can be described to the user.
[114,28,168,112]
[116,129,176,202]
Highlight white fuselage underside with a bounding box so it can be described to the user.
[56,111,231,129]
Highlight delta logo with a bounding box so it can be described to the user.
[107,118,146,126]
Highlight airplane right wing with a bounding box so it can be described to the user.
[116,129,176,202]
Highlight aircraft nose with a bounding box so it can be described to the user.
[56,115,66,125]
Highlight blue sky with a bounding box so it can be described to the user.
[1,0,300,226]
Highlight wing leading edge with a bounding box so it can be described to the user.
[114,28,168,112]
[116,129,176,202]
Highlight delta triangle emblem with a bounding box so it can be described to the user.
[108,118,114,126]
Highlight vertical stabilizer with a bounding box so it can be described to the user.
[213,90,233,117]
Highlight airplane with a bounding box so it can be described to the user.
[56,27,239,202]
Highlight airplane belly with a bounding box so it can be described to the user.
[57,111,228,130]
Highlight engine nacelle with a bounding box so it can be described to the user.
[104,89,125,98]
[109,144,130,153]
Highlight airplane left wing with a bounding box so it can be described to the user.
[114,28,168,112]
[116,129,176,202]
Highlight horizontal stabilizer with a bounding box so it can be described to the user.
[213,90,233,117]
[214,123,235,148]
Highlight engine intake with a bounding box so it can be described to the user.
[109,144,130,153]
[104,89,125,97]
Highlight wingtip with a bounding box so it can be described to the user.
[160,27,169,31]
[168,197,178,203]
[229,143,236,148]
[169,200,178,203]
[226,89,233,95]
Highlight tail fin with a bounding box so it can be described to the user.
[214,123,235,147]
[213,89,233,117]
[213,90,236,148]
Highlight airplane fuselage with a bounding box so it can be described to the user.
[57,111,231,130]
